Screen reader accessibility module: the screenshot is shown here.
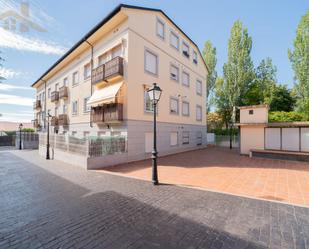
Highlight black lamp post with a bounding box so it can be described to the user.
[46,111,52,160]
[18,123,23,150]
[147,83,162,185]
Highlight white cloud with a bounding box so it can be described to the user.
[0,113,33,123]
[0,83,32,91]
[0,27,67,55]
[0,93,34,106]
[0,67,21,78]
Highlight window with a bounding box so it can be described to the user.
[170,98,179,114]
[84,63,91,80]
[193,51,198,64]
[144,88,154,112]
[182,71,190,87]
[98,53,109,66]
[48,88,51,98]
[249,110,254,115]
[182,131,189,145]
[196,131,202,145]
[156,18,165,39]
[170,64,179,81]
[145,49,158,75]
[42,92,45,101]
[71,131,77,136]
[63,104,67,114]
[72,71,79,85]
[111,45,122,59]
[196,105,202,121]
[72,100,78,115]
[54,107,58,116]
[182,42,189,58]
[55,83,59,91]
[170,31,179,50]
[196,80,202,95]
[63,77,68,86]
[170,132,178,146]
[182,101,190,116]
[83,97,90,113]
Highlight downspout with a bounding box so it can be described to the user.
[42,79,47,130]
[84,39,94,128]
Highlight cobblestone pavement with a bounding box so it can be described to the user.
[0,150,308,249]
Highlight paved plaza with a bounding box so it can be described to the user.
[104,147,309,207]
[0,150,308,248]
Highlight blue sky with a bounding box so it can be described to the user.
[0,0,308,123]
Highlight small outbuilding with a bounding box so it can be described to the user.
[237,105,309,161]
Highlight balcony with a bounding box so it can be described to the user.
[32,119,41,129]
[51,116,58,126]
[91,56,124,85]
[51,91,59,102]
[91,103,123,123]
[58,114,68,126]
[59,86,68,99]
[33,100,41,109]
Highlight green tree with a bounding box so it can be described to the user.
[288,9,309,112]
[215,77,232,128]
[202,41,217,111]
[243,57,277,105]
[269,84,296,112]
[221,20,255,122]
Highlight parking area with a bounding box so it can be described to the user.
[104,147,309,207]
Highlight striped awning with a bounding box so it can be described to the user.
[88,82,123,106]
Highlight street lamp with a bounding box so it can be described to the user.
[18,123,23,150]
[147,83,162,185]
[46,111,52,160]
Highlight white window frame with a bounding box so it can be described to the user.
[83,97,90,113]
[84,63,91,80]
[182,101,190,116]
[48,88,51,98]
[182,71,190,87]
[72,100,78,115]
[182,131,190,145]
[170,31,179,50]
[170,64,179,82]
[63,104,67,114]
[144,48,158,76]
[196,105,202,121]
[196,79,202,96]
[156,18,165,40]
[72,71,79,86]
[193,50,198,64]
[170,97,179,115]
[63,77,68,86]
[182,41,190,58]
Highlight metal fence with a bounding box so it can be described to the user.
[39,134,127,157]
[215,135,239,148]
[0,135,15,146]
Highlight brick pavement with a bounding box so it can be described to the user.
[0,150,308,249]
[104,147,309,207]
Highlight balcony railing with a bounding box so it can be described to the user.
[91,103,123,123]
[51,91,59,102]
[32,119,41,129]
[91,56,124,85]
[51,116,58,126]
[33,100,41,109]
[59,86,68,99]
[58,114,68,126]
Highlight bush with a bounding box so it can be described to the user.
[21,128,34,132]
[269,111,309,122]
[209,128,239,136]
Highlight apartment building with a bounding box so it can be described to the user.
[32,4,208,168]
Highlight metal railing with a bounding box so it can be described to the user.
[51,91,59,102]
[91,103,123,123]
[33,100,41,109]
[59,86,68,99]
[39,134,127,157]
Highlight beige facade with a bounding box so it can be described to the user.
[32,4,208,168]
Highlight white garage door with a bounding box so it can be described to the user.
[145,133,153,153]
[282,128,300,151]
[265,128,281,150]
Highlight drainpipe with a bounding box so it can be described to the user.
[84,39,94,128]
[42,79,47,130]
